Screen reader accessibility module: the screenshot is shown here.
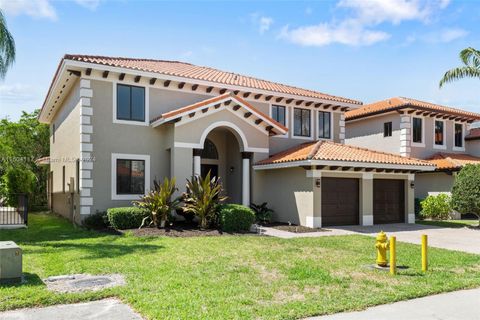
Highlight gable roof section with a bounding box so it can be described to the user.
[345,97,480,122]
[64,54,361,106]
[466,128,480,141]
[425,153,480,171]
[254,140,434,170]
[150,92,288,135]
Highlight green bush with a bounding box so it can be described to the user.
[420,194,452,220]
[452,164,480,224]
[219,204,255,232]
[107,207,149,230]
[83,211,109,230]
[250,202,274,224]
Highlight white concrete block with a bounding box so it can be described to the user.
[362,215,373,226]
[80,206,91,215]
[81,170,91,179]
[306,216,322,228]
[81,106,93,116]
[408,213,415,224]
[81,179,93,188]
[79,88,93,98]
[80,115,91,125]
[80,188,91,197]
[81,125,93,134]
[80,79,91,89]
[81,134,91,143]
[81,143,93,152]
[80,162,93,170]
[80,197,93,206]
[81,97,91,107]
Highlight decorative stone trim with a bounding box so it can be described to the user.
[306,216,322,228]
[399,115,411,157]
[339,114,345,143]
[79,79,93,216]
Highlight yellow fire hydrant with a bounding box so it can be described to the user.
[375,231,390,267]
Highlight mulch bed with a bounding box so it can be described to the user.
[263,222,329,233]
[118,221,256,237]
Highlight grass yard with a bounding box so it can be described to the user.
[1,213,480,320]
[417,219,479,229]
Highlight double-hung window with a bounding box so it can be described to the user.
[455,123,463,148]
[318,111,331,139]
[116,84,145,122]
[434,120,445,146]
[271,105,286,126]
[384,122,392,137]
[293,108,311,137]
[412,117,423,143]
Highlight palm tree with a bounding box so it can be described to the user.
[439,47,480,88]
[0,10,15,79]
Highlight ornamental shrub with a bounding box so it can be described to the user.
[452,164,480,224]
[219,204,255,232]
[420,194,452,220]
[82,211,109,230]
[107,207,149,230]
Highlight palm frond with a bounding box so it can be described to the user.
[439,66,480,88]
[460,47,480,68]
[0,10,15,79]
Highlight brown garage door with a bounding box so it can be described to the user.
[373,179,405,224]
[322,178,359,226]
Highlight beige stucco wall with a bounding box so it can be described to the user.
[346,113,401,154]
[50,79,81,221]
[415,172,455,199]
[466,139,480,157]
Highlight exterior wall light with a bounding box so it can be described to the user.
[316,179,321,188]
[410,182,415,189]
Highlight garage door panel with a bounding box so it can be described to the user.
[373,179,405,224]
[322,178,359,226]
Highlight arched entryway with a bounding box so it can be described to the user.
[193,125,251,205]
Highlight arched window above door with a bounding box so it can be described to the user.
[202,139,219,159]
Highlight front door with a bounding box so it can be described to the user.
[201,164,218,179]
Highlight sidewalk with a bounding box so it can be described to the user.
[305,288,480,320]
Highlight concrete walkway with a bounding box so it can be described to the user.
[261,223,480,254]
[306,288,480,320]
[0,299,142,320]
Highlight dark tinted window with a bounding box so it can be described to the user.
[116,159,145,194]
[318,111,331,139]
[384,122,392,137]
[294,108,311,137]
[455,123,463,147]
[412,118,422,143]
[435,120,444,145]
[116,84,145,121]
[272,105,286,126]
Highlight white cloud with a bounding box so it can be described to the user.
[0,84,36,103]
[280,0,452,47]
[259,16,273,34]
[406,27,468,45]
[0,0,57,20]
[438,28,467,42]
[74,0,100,10]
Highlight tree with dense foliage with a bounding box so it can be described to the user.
[439,47,480,88]
[0,110,49,208]
[0,10,15,79]
[451,164,480,226]
[420,194,452,220]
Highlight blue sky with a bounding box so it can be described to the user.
[0,0,479,120]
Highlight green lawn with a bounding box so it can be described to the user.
[1,213,480,319]
[417,219,479,229]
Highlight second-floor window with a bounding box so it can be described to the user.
[455,123,463,148]
[318,111,331,139]
[435,120,444,146]
[271,105,286,126]
[293,108,311,137]
[384,122,392,137]
[412,117,423,143]
[117,84,145,122]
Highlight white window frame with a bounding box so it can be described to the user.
[292,106,314,140]
[453,122,466,151]
[111,153,150,200]
[269,104,289,138]
[433,118,447,150]
[316,110,334,141]
[112,81,150,126]
[411,116,425,147]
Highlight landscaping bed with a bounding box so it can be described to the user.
[119,221,255,237]
[2,212,480,320]
[264,222,328,233]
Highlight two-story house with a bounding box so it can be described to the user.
[345,97,480,200]
[39,55,434,228]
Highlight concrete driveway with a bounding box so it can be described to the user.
[330,223,480,254]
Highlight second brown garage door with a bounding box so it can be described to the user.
[322,178,359,226]
[373,179,405,224]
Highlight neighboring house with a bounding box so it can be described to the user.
[345,97,480,200]
[38,55,434,227]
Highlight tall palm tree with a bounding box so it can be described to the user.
[439,47,480,88]
[0,9,15,79]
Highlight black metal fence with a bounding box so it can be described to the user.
[0,194,28,226]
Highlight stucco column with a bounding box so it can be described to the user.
[407,174,415,224]
[193,149,202,177]
[241,152,251,206]
[361,172,374,226]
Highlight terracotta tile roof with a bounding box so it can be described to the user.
[425,153,480,170]
[256,140,433,168]
[150,92,288,134]
[465,128,480,141]
[345,97,480,121]
[64,54,361,105]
